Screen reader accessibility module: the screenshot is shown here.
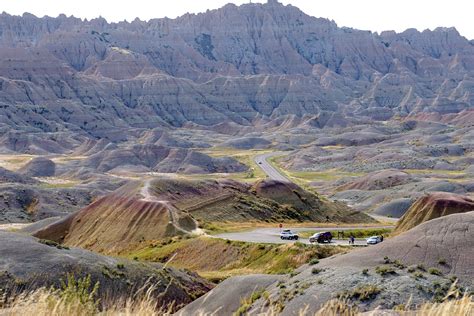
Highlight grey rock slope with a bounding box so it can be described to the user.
[0,0,473,146]
[178,212,474,315]
[0,230,212,310]
[78,144,248,173]
[18,157,56,177]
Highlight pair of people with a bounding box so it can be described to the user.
[348,235,355,245]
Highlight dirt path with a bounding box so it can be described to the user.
[139,179,205,235]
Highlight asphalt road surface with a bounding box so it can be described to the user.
[254,152,290,183]
[215,225,393,246]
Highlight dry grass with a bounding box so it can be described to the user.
[2,289,472,316]
[2,288,172,316]
[127,237,346,281]
[0,155,35,171]
[414,294,473,316]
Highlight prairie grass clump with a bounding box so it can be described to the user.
[308,258,319,265]
[375,266,396,276]
[337,284,381,302]
[428,268,442,276]
[311,268,323,275]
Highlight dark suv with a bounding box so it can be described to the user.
[309,232,333,244]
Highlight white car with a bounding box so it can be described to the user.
[366,236,382,245]
[280,229,299,240]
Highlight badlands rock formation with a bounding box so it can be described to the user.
[395,192,474,233]
[0,0,473,147]
[18,157,56,177]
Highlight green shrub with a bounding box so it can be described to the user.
[413,271,425,279]
[58,274,99,313]
[234,290,264,316]
[308,258,320,265]
[38,239,69,250]
[311,268,323,275]
[393,260,405,269]
[417,264,426,271]
[339,284,381,301]
[375,266,396,276]
[428,268,442,276]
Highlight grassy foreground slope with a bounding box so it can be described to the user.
[178,212,474,315]
[125,236,346,281]
[0,231,212,312]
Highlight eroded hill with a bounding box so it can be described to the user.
[33,178,372,254]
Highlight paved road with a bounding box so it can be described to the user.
[254,152,290,183]
[253,152,400,225]
[0,223,30,231]
[215,225,393,246]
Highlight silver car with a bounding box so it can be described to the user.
[366,236,382,245]
[280,229,299,240]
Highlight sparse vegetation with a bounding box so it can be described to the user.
[429,268,443,276]
[1,274,174,315]
[58,274,99,312]
[126,237,345,280]
[299,228,392,239]
[413,271,425,279]
[234,290,265,316]
[338,284,381,301]
[417,264,426,271]
[393,260,406,269]
[311,268,323,275]
[375,266,396,276]
[38,239,69,250]
[2,275,473,316]
[308,258,319,265]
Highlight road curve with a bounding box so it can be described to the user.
[254,152,291,183]
[215,225,393,246]
[253,152,398,225]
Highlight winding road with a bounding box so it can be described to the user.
[237,152,395,245]
[254,152,290,183]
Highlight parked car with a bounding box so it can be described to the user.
[280,229,299,240]
[309,231,332,243]
[366,236,382,245]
